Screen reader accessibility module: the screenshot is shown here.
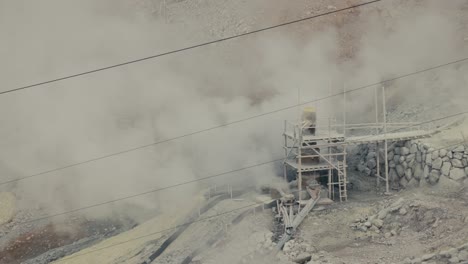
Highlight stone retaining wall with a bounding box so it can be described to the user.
[356,140,468,188]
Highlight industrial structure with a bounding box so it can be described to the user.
[282,87,437,204]
[283,107,348,202]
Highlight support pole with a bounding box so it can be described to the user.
[284,120,288,181]
[375,86,380,187]
[343,84,347,136]
[298,126,303,202]
[376,143,380,186]
[277,190,321,250]
[328,117,332,199]
[382,86,390,194]
[344,145,348,201]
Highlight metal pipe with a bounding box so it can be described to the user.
[382,86,390,194]
[375,86,380,187]
[343,83,346,136]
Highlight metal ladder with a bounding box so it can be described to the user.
[337,161,348,202]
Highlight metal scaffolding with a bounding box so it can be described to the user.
[282,86,438,202]
[283,117,348,202]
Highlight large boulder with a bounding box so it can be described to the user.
[432,158,443,170]
[449,168,467,181]
[400,147,410,156]
[367,159,377,169]
[441,162,452,176]
[395,147,401,155]
[367,152,376,160]
[439,149,448,158]
[406,154,415,163]
[453,145,465,152]
[452,159,464,168]
[293,253,312,264]
[405,168,413,181]
[453,152,464,160]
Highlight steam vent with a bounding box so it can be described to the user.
[1,1,468,263]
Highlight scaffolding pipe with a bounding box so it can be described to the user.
[382,86,390,194]
[298,125,303,202]
[375,86,380,187]
[343,84,347,136]
[277,190,321,250]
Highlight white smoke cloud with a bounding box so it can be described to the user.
[0,0,466,229]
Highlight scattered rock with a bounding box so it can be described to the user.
[421,253,435,261]
[399,207,408,215]
[293,253,311,264]
[378,209,389,220]
[371,218,384,228]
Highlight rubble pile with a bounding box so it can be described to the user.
[349,197,462,242]
[402,242,468,264]
[276,238,334,264]
[350,198,407,238]
[357,140,468,189]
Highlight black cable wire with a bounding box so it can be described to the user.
[50,131,467,263]
[0,0,382,96]
[54,199,273,263]
[18,159,283,225]
[1,57,467,187]
[13,110,468,227]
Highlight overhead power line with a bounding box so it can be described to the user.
[19,159,283,225]
[0,0,382,96]
[13,110,468,227]
[1,56,467,187]
[50,130,467,263]
[53,199,273,263]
